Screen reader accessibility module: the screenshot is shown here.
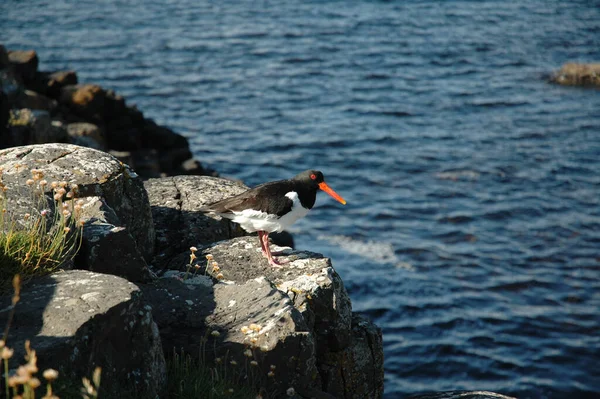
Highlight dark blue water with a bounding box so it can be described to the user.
[3,1,600,397]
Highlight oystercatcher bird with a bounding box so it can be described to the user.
[201,170,346,267]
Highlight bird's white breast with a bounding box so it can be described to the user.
[230,191,309,233]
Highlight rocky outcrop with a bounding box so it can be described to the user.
[0,143,154,282]
[141,211,384,399]
[550,62,600,88]
[0,45,515,399]
[0,46,212,178]
[0,270,166,399]
[0,143,383,397]
[144,175,250,269]
[198,236,383,399]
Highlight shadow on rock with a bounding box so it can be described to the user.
[0,270,165,398]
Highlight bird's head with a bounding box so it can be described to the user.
[294,170,347,205]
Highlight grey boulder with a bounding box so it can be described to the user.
[0,270,166,398]
[144,175,249,269]
[0,144,154,282]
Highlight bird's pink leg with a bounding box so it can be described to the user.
[257,231,268,255]
[262,232,288,267]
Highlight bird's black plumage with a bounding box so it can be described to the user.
[202,170,324,216]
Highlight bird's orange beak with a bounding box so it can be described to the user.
[318,182,347,205]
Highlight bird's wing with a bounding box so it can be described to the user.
[200,181,294,217]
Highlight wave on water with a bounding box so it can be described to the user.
[318,234,415,271]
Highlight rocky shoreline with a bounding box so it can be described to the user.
[1,45,213,179]
[0,46,534,398]
[0,45,385,398]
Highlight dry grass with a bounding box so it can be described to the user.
[0,166,98,398]
[0,167,84,292]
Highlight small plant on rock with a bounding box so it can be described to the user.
[0,167,84,292]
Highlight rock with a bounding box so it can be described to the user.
[0,67,25,103]
[202,237,353,351]
[6,109,68,145]
[0,144,155,280]
[141,273,320,398]
[271,231,295,248]
[1,48,209,179]
[140,119,189,150]
[16,90,58,112]
[45,70,78,98]
[7,49,39,83]
[0,270,166,398]
[144,175,249,269]
[158,146,194,172]
[143,175,381,396]
[67,122,106,150]
[551,62,600,87]
[406,391,516,399]
[110,149,163,178]
[59,84,108,123]
[192,236,382,398]
[0,90,8,140]
[110,148,197,179]
[0,45,9,68]
[318,314,384,398]
[179,157,210,175]
[77,196,153,282]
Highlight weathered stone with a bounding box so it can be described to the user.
[158,146,194,172]
[202,237,353,351]
[0,90,8,142]
[76,196,152,282]
[59,84,107,122]
[7,109,68,144]
[195,237,378,398]
[16,90,58,112]
[551,62,600,87]
[141,274,320,397]
[271,231,295,248]
[0,270,166,398]
[407,391,516,399]
[0,45,9,68]
[7,49,39,83]
[317,314,384,398]
[0,67,24,103]
[46,70,78,97]
[67,122,106,150]
[146,236,381,398]
[179,157,209,175]
[0,144,155,265]
[144,176,249,269]
[140,119,189,150]
[110,149,164,179]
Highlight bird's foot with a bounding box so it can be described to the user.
[267,256,289,268]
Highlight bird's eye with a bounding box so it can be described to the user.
[310,174,316,180]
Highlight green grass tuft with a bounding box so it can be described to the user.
[167,350,257,399]
[0,168,83,293]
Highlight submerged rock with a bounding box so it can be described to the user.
[551,62,600,87]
